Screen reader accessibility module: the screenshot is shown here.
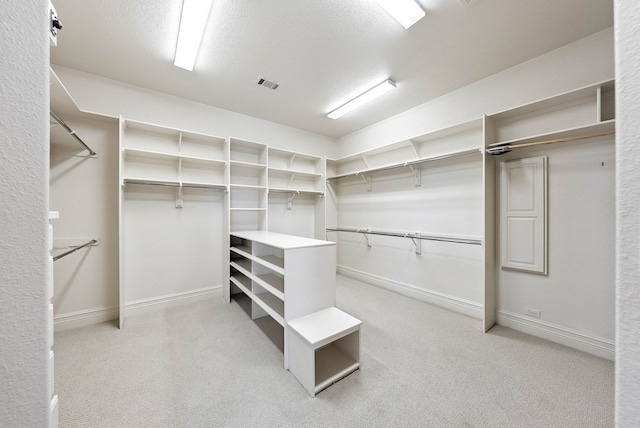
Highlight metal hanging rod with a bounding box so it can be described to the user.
[122,178,226,190]
[50,111,97,156]
[327,148,481,181]
[268,188,323,196]
[53,239,97,262]
[326,227,482,246]
[487,130,615,156]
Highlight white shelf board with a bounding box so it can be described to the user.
[230,244,252,256]
[287,307,362,348]
[254,273,285,301]
[229,160,267,169]
[230,259,252,277]
[268,187,324,196]
[253,292,285,326]
[489,120,615,147]
[123,147,179,160]
[229,184,267,190]
[268,167,321,179]
[314,344,360,394]
[229,207,268,212]
[253,254,285,276]
[230,274,252,292]
[230,231,335,250]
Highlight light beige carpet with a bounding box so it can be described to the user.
[54,275,614,427]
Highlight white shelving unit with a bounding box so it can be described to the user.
[120,119,227,190]
[119,118,227,327]
[267,147,325,195]
[228,138,268,232]
[486,80,615,149]
[228,230,336,368]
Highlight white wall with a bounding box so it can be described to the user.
[338,28,614,158]
[615,0,640,425]
[0,1,50,426]
[49,67,336,328]
[52,65,337,159]
[50,116,120,328]
[334,28,617,357]
[495,137,615,355]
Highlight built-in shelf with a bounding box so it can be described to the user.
[228,231,336,368]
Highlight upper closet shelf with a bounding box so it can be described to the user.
[486,79,615,153]
[327,147,481,181]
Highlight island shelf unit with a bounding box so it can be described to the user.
[228,230,336,368]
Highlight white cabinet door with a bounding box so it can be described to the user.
[500,156,547,274]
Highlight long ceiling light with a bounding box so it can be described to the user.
[327,79,397,120]
[174,0,214,71]
[375,0,425,29]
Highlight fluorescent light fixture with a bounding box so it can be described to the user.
[328,79,396,120]
[375,0,425,29]
[174,0,214,71]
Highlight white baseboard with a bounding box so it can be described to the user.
[54,285,222,332]
[125,285,222,318]
[496,310,615,360]
[54,306,119,332]
[337,265,483,319]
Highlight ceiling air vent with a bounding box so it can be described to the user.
[257,77,279,90]
[459,0,480,6]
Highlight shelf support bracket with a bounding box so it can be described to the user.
[289,153,296,169]
[408,233,422,255]
[359,229,372,247]
[409,140,420,159]
[408,165,421,187]
[357,173,372,192]
[287,191,299,210]
[175,187,184,209]
[288,173,297,188]
[360,154,371,169]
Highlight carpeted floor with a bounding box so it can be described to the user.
[54,274,614,427]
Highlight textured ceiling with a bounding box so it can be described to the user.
[50,0,613,139]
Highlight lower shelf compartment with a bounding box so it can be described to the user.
[315,343,359,394]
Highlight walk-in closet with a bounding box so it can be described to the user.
[4,1,640,427]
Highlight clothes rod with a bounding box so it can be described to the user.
[487,130,615,156]
[53,239,97,262]
[50,111,97,156]
[326,227,482,246]
[123,179,226,190]
[327,148,481,180]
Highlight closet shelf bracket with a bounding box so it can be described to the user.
[408,233,422,254]
[408,165,422,187]
[356,173,372,192]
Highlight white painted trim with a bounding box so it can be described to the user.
[54,306,119,332]
[337,265,483,319]
[54,285,222,332]
[496,309,614,360]
[125,285,222,318]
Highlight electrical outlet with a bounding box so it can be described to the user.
[525,307,541,318]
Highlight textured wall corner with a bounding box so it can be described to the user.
[0,1,50,426]
[615,0,640,426]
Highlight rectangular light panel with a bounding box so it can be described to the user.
[174,0,214,71]
[328,79,396,120]
[375,0,425,29]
